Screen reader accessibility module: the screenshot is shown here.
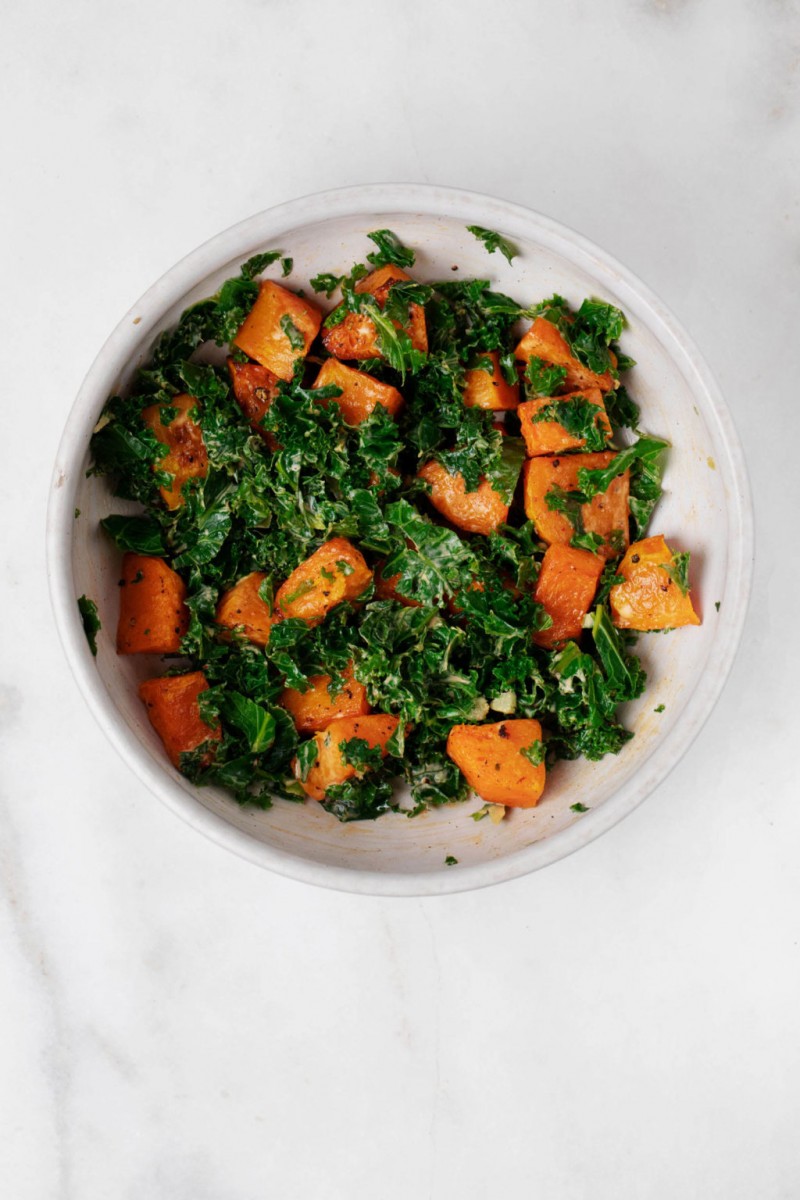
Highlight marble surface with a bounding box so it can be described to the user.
[2,0,799,1196]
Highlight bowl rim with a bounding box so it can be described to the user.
[46,182,754,896]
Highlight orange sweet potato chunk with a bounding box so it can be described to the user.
[463,351,519,411]
[418,460,509,536]
[321,265,428,361]
[610,535,701,630]
[139,671,221,769]
[518,388,611,456]
[215,572,275,647]
[523,452,629,559]
[233,281,323,381]
[117,553,188,655]
[313,358,404,425]
[446,719,546,808]
[296,714,400,801]
[227,358,280,447]
[275,538,373,625]
[141,393,208,510]
[533,544,604,648]
[515,316,613,392]
[281,665,370,735]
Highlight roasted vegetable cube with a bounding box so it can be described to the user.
[463,351,519,411]
[275,537,373,625]
[515,316,613,393]
[296,714,400,801]
[518,388,611,456]
[233,281,322,381]
[313,358,404,425]
[227,358,280,447]
[610,535,701,630]
[281,665,370,734]
[533,544,604,648]
[322,265,428,361]
[523,452,629,559]
[141,393,208,510]
[215,571,275,647]
[446,719,546,807]
[418,460,509,536]
[117,553,188,655]
[139,671,221,768]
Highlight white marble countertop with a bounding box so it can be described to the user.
[3,1,799,1196]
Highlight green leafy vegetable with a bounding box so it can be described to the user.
[467,225,518,264]
[219,692,277,753]
[531,395,609,452]
[309,272,343,297]
[524,357,568,398]
[521,739,545,766]
[339,737,386,771]
[77,595,101,656]
[279,313,305,351]
[664,551,691,596]
[366,229,416,269]
[604,385,640,431]
[240,251,282,280]
[577,434,670,542]
[568,300,625,376]
[591,606,646,701]
[101,514,165,555]
[295,738,319,781]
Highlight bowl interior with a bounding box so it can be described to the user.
[51,188,751,893]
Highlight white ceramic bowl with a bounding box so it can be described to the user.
[47,184,753,895]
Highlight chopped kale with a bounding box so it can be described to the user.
[524,357,568,398]
[664,551,691,596]
[531,395,609,451]
[467,224,518,264]
[77,595,101,656]
[366,228,416,269]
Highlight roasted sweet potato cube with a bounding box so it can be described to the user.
[233,281,323,381]
[313,358,404,425]
[139,671,221,769]
[610,535,701,630]
[533,544,604,647]
[215,571,275,647]
[321,264,428,361]
[463,351,519,411]
[446,719,546,807]
[281,665,370,735]
[296,714,400,801]
[418,460,509,536]
[227,358,280,447]
[518,388,611,456]
[141,393,208,510]
[275,537,373,625]
[117,553,188,655]
[515,316,613,393]
[523,452,629,559]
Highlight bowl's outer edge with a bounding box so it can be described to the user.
[46,183,755,896]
